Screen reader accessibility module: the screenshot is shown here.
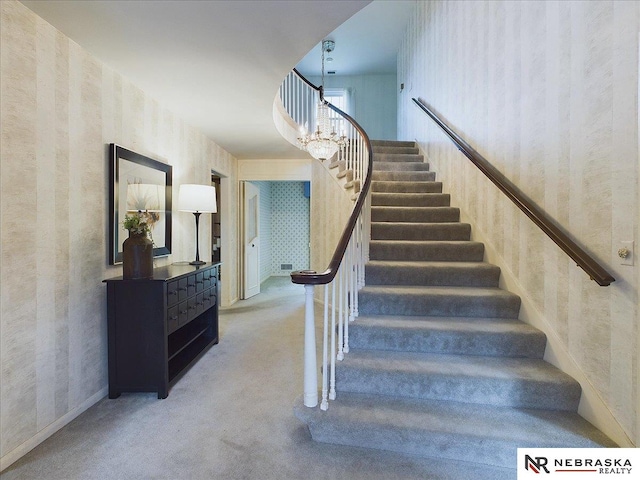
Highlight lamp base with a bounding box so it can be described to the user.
[189,260,206,266]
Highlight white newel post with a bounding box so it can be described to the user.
[303,284,318,407]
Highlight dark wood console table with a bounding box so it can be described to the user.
[104,262,220,398]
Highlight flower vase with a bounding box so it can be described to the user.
[123,230,153,279]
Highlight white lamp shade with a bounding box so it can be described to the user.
[178,184,217,213]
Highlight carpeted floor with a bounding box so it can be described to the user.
[1,276,513,480]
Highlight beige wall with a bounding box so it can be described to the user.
[309,161,354,301]
[0,0,238,468]
[398,0,639,445]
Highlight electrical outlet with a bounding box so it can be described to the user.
[618,241,634,266]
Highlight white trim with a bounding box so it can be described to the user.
[238,159,311,181]
[0,387,108,472]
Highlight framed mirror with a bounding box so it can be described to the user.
[109,144,172,264]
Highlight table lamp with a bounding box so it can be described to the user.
[178,184,217,265]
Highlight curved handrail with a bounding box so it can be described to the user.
[412,97,615,287]
[293,68,322,95]
[287,71,373,285]
[291,104,372,285]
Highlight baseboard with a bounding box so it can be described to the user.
[221,296,239,308]
[0,387,108,472]
[457,208,634,447]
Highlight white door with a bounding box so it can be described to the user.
[243,181,260,298]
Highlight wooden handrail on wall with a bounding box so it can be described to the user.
[412,97,615,287]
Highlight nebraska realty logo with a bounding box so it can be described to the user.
[517,449,639,479]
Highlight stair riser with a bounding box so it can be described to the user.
[348,325,545,358]
[373,154,425,163]
[365,264,500,287]
[335,366,580,411]
[373,162,430,172]
[371,140,416,148]
[337,170,353,182]
[358,291,521,318]
[372,207,460,223]
[369,242,485,261]
[372,171,436,182]
[372,146,419,154]
[372,181,442,193]
[371,193,451,207]
[372,223,471,241]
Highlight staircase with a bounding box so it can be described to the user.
[295,140,616,472]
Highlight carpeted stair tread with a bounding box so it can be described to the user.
[349,315,546,357]
[336,349,580,410]
[372,222,471,241]
[373,154,425,164]
[370,240,485,261]
[371,180,443,193]
[295,138,614,463]
[293,393,616,468]
[358,285,521,318]
[372,206,460,223]
[373,161,430,172]
[372,170,436,181]
[365,260,500,287]
[371,192,451,207]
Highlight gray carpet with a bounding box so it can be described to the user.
[294,140,616,472]
[1,277,511,480]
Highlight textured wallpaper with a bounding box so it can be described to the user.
[398,0,639,445]
[0,0,238,465]
[310,161,354,302]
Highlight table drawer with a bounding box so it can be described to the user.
[178,300,189,327]
[186,275,197,297]
[178,278,189,302]
[167,305,180,334]
[167,280,180,306]
[195,272,205,292]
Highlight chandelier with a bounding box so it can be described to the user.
[298,40,346,161]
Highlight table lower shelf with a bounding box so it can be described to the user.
[168,329,218,384]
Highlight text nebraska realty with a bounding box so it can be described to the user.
[526,455,633,474]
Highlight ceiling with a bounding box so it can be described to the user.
[21,0,414,160]
[295,1,415,78]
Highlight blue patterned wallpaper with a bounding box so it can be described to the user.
[271,182,310,275]
[251,181,310,279]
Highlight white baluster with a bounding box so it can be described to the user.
[303,284,318,408]
[320,285,329,411]
[343,249,350,354]
[354,226,360,316]
[337,265,344,361]
[329,278,337,400]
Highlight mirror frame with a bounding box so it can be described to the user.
[109,144,172,264]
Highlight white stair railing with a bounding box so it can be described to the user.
[274,70,372,410]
